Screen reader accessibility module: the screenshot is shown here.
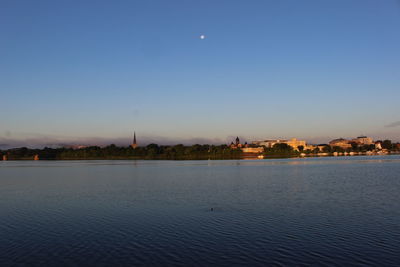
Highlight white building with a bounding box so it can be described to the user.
[252,138,310,151]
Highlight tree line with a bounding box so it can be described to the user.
[1,140,399,160]
[0,144,243,160]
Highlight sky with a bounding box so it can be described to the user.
[1,0,400,148]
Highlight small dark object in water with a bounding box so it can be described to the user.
[210,208,214,211]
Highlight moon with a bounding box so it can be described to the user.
[200,35,205,40]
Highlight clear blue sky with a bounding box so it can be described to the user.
[1,0,400,147]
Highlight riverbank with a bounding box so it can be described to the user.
[2,151,400,161]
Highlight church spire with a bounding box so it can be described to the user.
[131,131,137,149]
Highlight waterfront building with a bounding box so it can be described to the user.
[252,139,280,147]
[252,138,310,151]
[241,147,264,153]
[375,141,382,150]
[286,138,307,150]
[329,136,374,149]
[352,136,374,145]
[230,137,245,149]
[329,138,352,149]
[229,137,263,156]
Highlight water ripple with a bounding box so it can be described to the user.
[1,157,400,266]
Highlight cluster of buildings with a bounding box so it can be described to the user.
[328,136,375,149]
[229,135,395,156]
[230,137,313,154]
[251,138,315,150]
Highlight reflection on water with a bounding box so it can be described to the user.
[1,156,400,266]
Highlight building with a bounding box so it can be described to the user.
[131,132,138,149]
[252,138,309,151]
[230,137,246,149]
[241,147,264,153]
[375,141,382,150]
[252,139,283,148]
[329,138,352,149]
[238,137,264,158]
[229,137,264,155]
[286,138,307,150]
[352,136,374,145]
[329,136,374,149]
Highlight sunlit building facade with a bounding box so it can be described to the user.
[252,138,310,151]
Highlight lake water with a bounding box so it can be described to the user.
[1,156,400,266]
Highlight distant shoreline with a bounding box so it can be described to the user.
[2,152,399,161]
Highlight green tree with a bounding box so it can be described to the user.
[322,146,331,153]
[382,140,392,150]
[332,146,344,153]
[350,142,359,151]
[146,144,160,158]
[273,143,293,152]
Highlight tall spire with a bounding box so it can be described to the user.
[131,131,137,149]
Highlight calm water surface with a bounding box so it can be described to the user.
[1,156,400,266]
